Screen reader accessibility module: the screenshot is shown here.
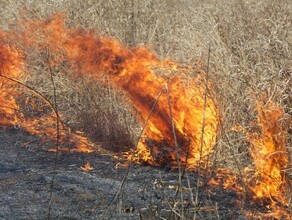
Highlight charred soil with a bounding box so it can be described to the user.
[0,127,249,220]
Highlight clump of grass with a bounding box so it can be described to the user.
[21,47,141,152]
[67,77,141,152]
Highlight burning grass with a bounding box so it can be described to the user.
[0,0,291,219]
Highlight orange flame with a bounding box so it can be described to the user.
[0,25,94,153]
[1,14,218,165]
[80,162,94,172]
[230,101,291,218]
[16,14,218,166]
[0,32,24,126]
[244,101,290,217]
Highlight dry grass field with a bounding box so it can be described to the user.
[0,0,291,219]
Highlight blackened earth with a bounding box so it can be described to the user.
[0,127,249,220]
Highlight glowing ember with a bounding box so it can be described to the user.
[80,162,94,172]
[208,168,243,192]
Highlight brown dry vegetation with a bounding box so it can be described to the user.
[1,0,291,218]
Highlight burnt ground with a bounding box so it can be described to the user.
[0,127,249,220]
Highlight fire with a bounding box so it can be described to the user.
[225,101,291,218]
[80,162,94,172]
[67,27,218,167]
[243,101,290,218]
[25,116,95,153]
[11,14,218,166]
[0,24,94,153]
[0,14,290,218]
[0,32,24,126]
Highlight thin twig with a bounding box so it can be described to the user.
[46,48,60,220]
[222,132,247,207]
[166,83,185,219]
[0,75,64,127]
[194,44,211,220]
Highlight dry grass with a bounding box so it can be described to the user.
[1,0,291,218]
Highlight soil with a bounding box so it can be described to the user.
[0,127,246,220]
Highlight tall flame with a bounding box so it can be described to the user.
[13,14,218,166]
[244,101,290,218]
[0,32,24,126]
[208,101,291,218]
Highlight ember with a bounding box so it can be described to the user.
[80,162,94,172]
